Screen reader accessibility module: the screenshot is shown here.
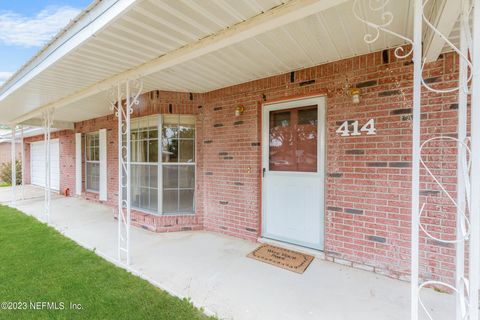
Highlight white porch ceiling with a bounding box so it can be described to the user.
[142,0,413,94]
[0,0,457,125]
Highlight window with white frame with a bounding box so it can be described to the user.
[85,132,100,192]
[162,115,195,214]
[131,116,159,212]
[129,114,195,215]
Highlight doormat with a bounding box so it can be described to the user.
[247,244,314,274]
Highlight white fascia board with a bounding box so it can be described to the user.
[12,0,348,124]
[0,0,139,102]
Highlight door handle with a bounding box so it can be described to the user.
[263,168,266,178]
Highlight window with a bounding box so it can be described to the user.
[129,115,195,215]
[162,115,195,214]
[131,116,159,212]
[85,132,100,192]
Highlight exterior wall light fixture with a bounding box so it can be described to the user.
[235,105,245,116]
[349,87,361,104]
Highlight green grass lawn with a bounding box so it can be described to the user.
[0,205,215,320]
[0,181,10,187]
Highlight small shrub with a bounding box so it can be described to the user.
[0,160,22,185]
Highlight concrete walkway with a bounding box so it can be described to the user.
[0,184,48,203]
[1,185,454,320]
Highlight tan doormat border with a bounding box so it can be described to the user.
[247,244,314,274]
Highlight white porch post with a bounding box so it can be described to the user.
[43,109,53,223]
[410,0,422,319]
[469,0,480,318]
[11,125,16,207]
[21,125,24,200]
[113,79,142,266]
[455,2,468,318]
[125,81,132,266]
[116,82,127,263]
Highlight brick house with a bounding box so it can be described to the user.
[0,0,478,316]
[15,48,459,284]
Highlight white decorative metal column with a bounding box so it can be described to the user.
[353,0,479,319]
[21,125,24,200]
[455,1,469,318]
[11,125,16,207]
[412,0,478,319]
[410,1,422,318]
[109,79,142,266]
[468,0,480,318]
[43,108,54,223]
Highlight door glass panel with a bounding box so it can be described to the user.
[297,107,318,172]
[269,110,295,171]
[298,108,318,125]
[269,106,318,172]
[272,111,290,127]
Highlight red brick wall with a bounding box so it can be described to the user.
[200,48,459,285]
[74,92,204,232]
[22,48,461,284]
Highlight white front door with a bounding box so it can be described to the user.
[30,139,60,191]
[262,96,325,250]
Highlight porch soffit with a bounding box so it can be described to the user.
[0,0,455,126]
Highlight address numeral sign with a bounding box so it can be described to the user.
[336,119,376,137]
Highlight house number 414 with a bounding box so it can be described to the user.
[336,119,376,137]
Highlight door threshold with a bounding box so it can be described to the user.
[257,237,325,259]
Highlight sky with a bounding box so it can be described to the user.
[0,0,92,85]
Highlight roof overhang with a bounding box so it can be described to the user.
[0,126,60,142]
[0,0,460,127]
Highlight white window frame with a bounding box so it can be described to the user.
[130,114,196,216]
[85,132,100,193]
[161,114,196,216]
[130,115,161,214]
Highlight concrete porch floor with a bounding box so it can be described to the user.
[1,185,454,320]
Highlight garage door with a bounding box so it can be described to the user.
[30,139,60,190]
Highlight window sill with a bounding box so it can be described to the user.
[131,206,195,217]
[162,212,195,217]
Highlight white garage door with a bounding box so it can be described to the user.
[30,139,60,191]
